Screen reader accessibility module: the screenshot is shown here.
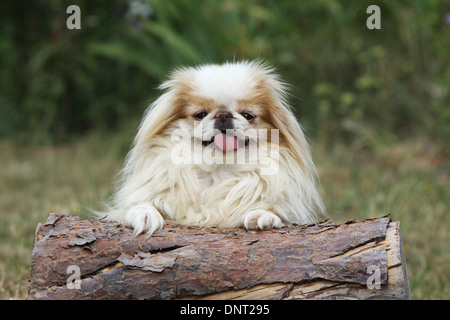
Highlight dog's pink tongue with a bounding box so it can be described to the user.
[214,133,239,152]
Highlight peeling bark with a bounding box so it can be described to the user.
[27,214,410,300]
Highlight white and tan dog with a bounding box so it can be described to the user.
[102,61,326,235]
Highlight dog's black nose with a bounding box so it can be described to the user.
[215,111,233,119]
[214,111,234,133]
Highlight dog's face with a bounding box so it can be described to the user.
[186,96,273,152]
[161,62,285,155]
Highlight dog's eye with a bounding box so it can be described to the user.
[194,112,208,120]
[241,113,255,121]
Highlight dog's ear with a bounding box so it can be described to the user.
[135,72,194,144]
[267,103,310,170]
[135,90,179,143]
[247,67,313,179]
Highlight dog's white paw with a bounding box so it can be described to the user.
[125,203,164,235]
[243,210,283,230]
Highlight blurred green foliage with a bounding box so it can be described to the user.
[0,0,449,143]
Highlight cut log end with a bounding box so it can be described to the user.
[27,214,410,300]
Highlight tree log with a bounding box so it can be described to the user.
[27,213,410,300]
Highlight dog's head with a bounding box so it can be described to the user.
[135,61,309,170]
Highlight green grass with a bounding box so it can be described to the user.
[0,133,448,299]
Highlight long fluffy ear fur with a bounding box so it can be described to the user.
[103,82,179,218]
[128,67,197,153]
[257,70,326,221]
[252,64,320,186]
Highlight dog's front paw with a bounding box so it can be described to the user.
[243,210,283,230]
[125,203,164,235]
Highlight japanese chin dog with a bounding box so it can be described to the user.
[102,61,326,235]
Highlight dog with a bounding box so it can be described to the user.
[102,61,326,235]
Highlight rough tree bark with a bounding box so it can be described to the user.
[27,213,410,300]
